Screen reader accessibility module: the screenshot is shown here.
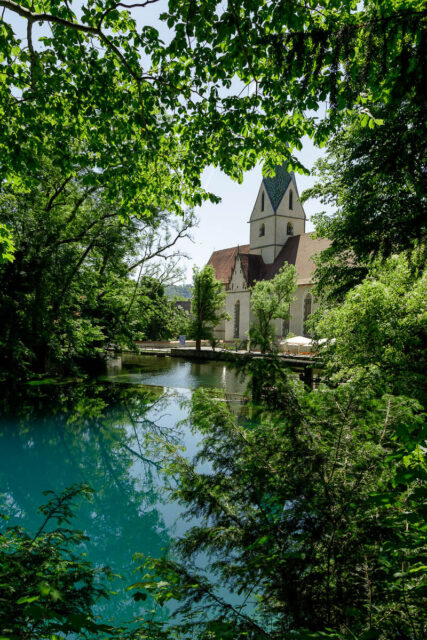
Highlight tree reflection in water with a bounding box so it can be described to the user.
[0,382,179,624]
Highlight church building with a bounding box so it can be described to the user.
[207,165,330,342]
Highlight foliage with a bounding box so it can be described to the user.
[0,484,116,638]
[0,380,178,630]
[137,372,426,639]
[0,222,14,263]
[134,277,190,341]
[249,264,297,353]
[189,265,228,350]
[129,251,426,639]
[165,284,193,300]
[312,250,427,404]
[1,0,426,259]
[1,248,426,639]
[302,100,426,301]
[0,157,192,379]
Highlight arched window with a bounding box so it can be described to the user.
[289,190,293,210]
[261,192,265,211]
[303,293,312,336]
[287,222,294,236]
[259,223,265,237]
[234,300,240,339]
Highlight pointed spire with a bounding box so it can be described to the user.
[263,164,293,212]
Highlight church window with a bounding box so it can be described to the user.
[303,293,312,336]
[261,192,265,211]
[259,223,265,237]
[234,300,240,339]
[289,190,293,210]
[287,222,294,236]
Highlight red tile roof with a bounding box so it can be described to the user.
[208,235,330,287]
[265,233,331,285]
[207,244,249,285]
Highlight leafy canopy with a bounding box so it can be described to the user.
[0,155,192,379]
[313,250,427,405]
[302,99,426,301]
[0,0,425,216]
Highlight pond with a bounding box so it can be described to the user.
[0,356,248,627]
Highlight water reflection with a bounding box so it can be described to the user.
[0,356,248,626]
[103,354,247,395]
[0,382,177,624]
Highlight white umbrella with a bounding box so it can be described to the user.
[282,336,312,346]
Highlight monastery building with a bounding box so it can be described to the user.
[207,165,330,342]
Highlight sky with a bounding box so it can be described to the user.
[177,136,329,282]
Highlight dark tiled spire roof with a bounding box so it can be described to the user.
[263,164,293,212]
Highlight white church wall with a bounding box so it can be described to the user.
[249,182,274,222]
[249,182,277,263]
[275,186,306,256]
[225,290,251,341]
[228,256,245,291]
[249,178,306,264]
[288,285,319,336]
[225,256,252,341]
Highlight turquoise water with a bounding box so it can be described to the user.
[0,356,247,626]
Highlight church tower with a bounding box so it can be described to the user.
[249,165,306,263]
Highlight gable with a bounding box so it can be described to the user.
[229,255,246,290]
[249,164,297,223]
[207,244,250,285]
[249,181,274,222]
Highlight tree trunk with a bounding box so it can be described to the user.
[196,339,201,351]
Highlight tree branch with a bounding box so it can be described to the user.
[26,17,36,89]
[50,212,117,249]
[97,0,161,28]
[0,0,142,81]
[45,175,73,212]
[126,222,192,272]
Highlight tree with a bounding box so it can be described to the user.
[0,484,116,638]
[0,223,14,264]
[137,373,426,639]
[302,100,426,301]
[0,156,193,378]
[312,250,427,405]
[1,1,426,261]
[249,263,297,353]
[189,265,227,351]
[134,276,190,341]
